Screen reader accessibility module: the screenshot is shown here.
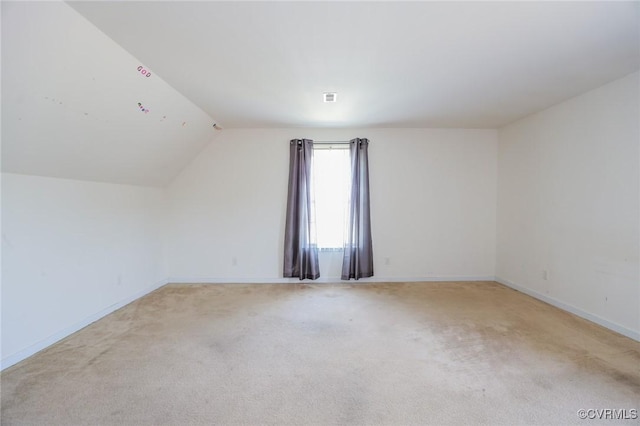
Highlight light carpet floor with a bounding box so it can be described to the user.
[1,281,639,425]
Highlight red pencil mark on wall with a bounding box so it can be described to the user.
[137,65,151,78]
[138,102,150,113]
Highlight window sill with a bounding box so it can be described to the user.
[319,247,344,252]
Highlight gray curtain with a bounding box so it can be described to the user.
[342,138,374,280]
[283,139,320,280]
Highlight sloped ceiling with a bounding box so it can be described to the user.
[2,1,638,187]
[2,1,216,187]
[68,0,639,128]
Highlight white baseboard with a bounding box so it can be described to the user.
[167,275,496,284]
[1,278,168,371]
[495,277,639,342]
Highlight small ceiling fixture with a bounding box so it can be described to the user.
[323,92,337,103]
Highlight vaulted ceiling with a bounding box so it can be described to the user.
[2,1,638,187]
[2,1,215,187]
[69,1,639,128]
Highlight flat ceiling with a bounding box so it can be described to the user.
[69,1,639,129]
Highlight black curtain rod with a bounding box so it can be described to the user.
[313,141,350,144]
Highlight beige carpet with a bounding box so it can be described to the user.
[1,282,639,425]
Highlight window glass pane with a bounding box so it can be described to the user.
[312,148,350,249]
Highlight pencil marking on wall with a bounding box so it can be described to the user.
[137,102,150,114]
[137,65,151,78]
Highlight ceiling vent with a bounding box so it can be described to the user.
[323,92,337,103]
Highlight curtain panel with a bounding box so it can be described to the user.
[283,139,320,280]
[341,138,374,280]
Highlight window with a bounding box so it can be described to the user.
[311,145,351,250]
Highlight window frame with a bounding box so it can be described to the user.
[311,144,351,251]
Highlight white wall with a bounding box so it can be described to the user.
[1,173,166,369]
[496,72,640,339]
[166,128,497,282]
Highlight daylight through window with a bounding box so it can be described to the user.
[312,146,351,250]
